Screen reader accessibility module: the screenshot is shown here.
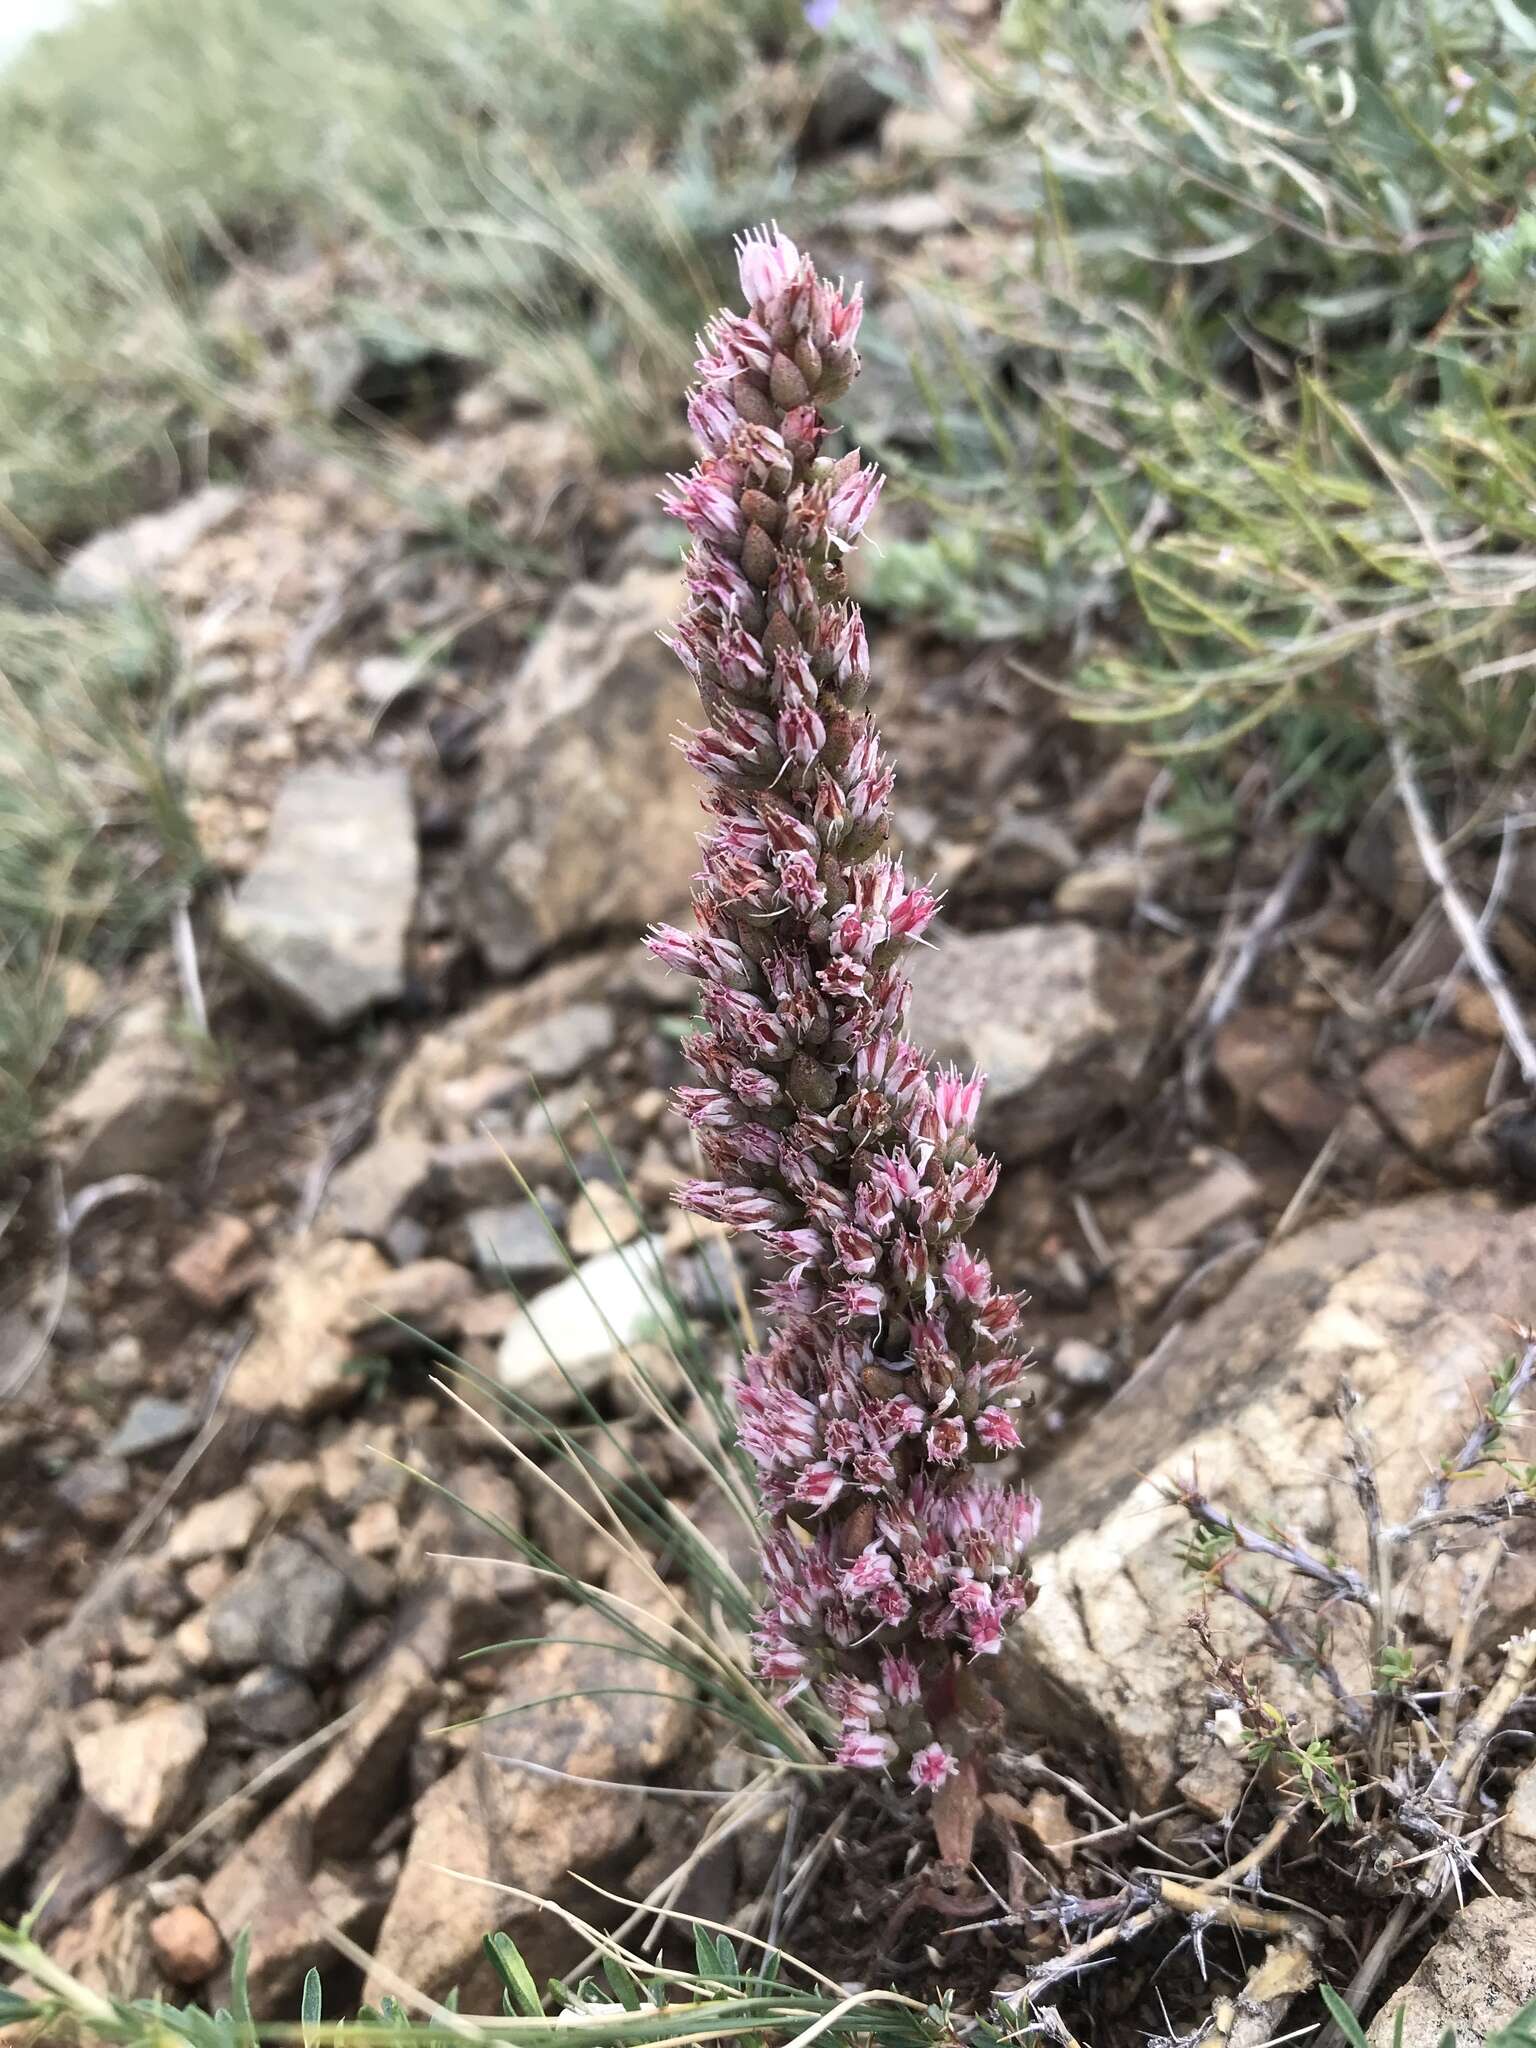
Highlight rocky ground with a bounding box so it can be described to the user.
[4,232,1536,2040]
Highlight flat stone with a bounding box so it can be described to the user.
[566,1179,642,1258]
[907,923,1163,1161]
[56,1455,134,1526]
[167,1214,260,1309]
[226,1238,393,1419]
[1255,1069,1352,1151]
[320,1133,435,1244]
[1052,854,1142,925]
[58,485,245,603]
[952,813,1081,909]
[204,1535,353,1674]
[47,997,219,1184]
[231,1667,321,1744]
[223,763,418,1031]
[1367,1897,1536,2044]
[166,1485,262,1563]
[1051,1339,1117,1391]
[201,1648,434,2008]
[460,1200,566,1284]
[365,1611,693,2006]
[497,1236,670,1407]
[1008,1195,1536,1808]
[463,571,700,974]
[1494,1755,1536,1892]
[346,1258,477,1351]
[107,1395,197,1459]
[1362,1036,1500,1158]
[1127,1157,1262,1250]
[0,1654,71,1884]
[1211,1007,1318,1106]
[503,1001,616,1085]
[72,1702,207,1844]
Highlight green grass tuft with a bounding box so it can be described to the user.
[863,0,1536,817]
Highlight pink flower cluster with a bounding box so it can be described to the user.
[650,227,1040,1790]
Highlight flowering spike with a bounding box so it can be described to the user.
[655,226,1039,1798]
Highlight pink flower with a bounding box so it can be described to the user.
[975,1406,1022,1452]
[909,1743,959,1791]
[926,1416,969,1466]
[837,1729,898,1772]
[881,1651,922,1705]
[656,227,1038,1803]
[943,1244,993,1306]
[826,463,884,546]
[841,1543,897,1598]
[736,223,802,309]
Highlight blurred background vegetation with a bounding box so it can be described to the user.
[2,0,1534,1164]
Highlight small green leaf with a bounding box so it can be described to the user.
[602,1954,643,2011]
[484,1931,542,2018]
[1319,1985,1372,2048]
[301,1965,323,2043]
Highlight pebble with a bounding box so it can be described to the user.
[231,1667,321,1744]
[149,1903,224,1985]
[1052,1340,1117,1392]
[108,1397,198,1459]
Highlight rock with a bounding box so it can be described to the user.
[148,1904,224,1986]
[1254,1070,1352,1152]
[504,1001,616,1085]
[166,1485,262,1563]
[1007,1196,1536,1807]
[321,1133,436,1245]
[398,1463,532,1654]
[953,814,1080,909]
[1366,1897,1536,2044]
[107,1395,198,1458]
[38,1878,158,2005]
[346,1257,477,1351]
[1052,854,1143,925]
[463,572,700,974]
[907,924,1162,1161]
[168,1214,260,1309]
[497,1236,669,1406]
[355,654,422,709]
[1345,804,1428,925]
[1115,1245,1197,1320]
[1362,1036,1500,1159]
[1051,1339,1117,1392]
[181,1558,232,1605]
[204,1853,382,2014]
[1211,1008,1318,1107]
[348,1500,401,1558]
[202,1649,434,2006]
[73,1702,207,1844]
[1176,1743,1249,1823]
[222,763,417,1030]
[365,1611,694,2006]
[231,1667,320,1744]
[460,1200,566,1284]
[1127,1157,1262,1251]
[204,1535,353,1673]
[0,1654,71,1884]
[56,1455,134,1527]
[1495,1756,1536,1892]
[58,485,245,603]
[227,1238,393,1419]
[1067,754,1160,842]
[567,1179,642,1258]
[48,997,218,1183]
